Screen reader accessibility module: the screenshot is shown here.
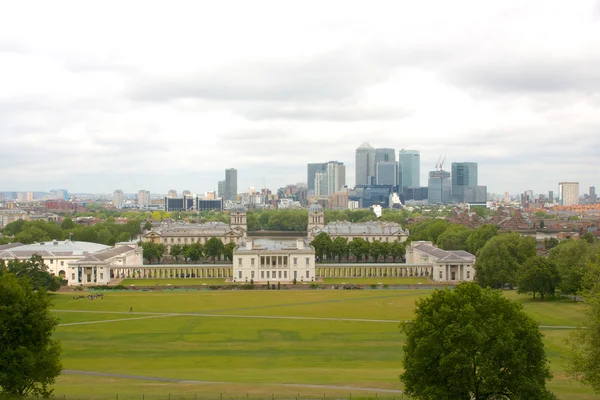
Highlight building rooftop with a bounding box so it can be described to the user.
[320,221,408,236]
[0,240,110,259]
[236,238,313,253]
[412,242,475,262]
[76,245,137,263]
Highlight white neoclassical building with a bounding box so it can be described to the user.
[67,243,143,286]
[232,238,316,283]
[406,241,476,282]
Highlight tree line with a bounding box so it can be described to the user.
[1,218,142,246]
[309,233,406,263]
[141,238,237,264]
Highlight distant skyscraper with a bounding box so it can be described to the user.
[428,170,451,204]
[167,190,177,198]
[326,161,345,195]
[376,161,398,186]
[559,182,579,206]
[137,190,150,207]
[451,162,478,203]
[307,163,326,194]
[399,150,420,192]
[314,171,328,196]
[225,168,238,201]
[113,190,124,209]
[355,142,376,186]
[548,190,554,203]
[590,186,597,204]
[218,180,226,198]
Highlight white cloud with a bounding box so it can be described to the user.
[0,0,599,195]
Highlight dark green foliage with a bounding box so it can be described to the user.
[310,232,332,260]
[0,273,62,397]
[0,255,60,292]
[205,237,224,263]
[466,224,499,255]
[517,256,560,300]
[549,239,591,296]
[544,237,559,250]
[141,242,166,263]
[408,219,451,243]
[330,237,348,262]
[475,233,536,288]
[401,283,554,400]
[435,224,471,251]
[348,237,369,262]
[60,217,75,230]
[223,242,236,261]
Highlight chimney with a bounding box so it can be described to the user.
[296,239,304,250]
[246,241,253,250]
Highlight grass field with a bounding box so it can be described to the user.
[49,290,595,399]
[118,277,430,287]
[322,277,429,285]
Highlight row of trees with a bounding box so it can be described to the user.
[309,233,406,263]
[141,238,237,264]
[408,219,500,255]
[1,218,142,246]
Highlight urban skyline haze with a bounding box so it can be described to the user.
[1,1,599,195]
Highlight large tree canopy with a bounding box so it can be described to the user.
[401,283,554,400]
[475,233,536,288]
[0,255,61,291]
[517,256,560,300]
[0,274,62,397]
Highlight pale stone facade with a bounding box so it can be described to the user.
[406,241,475,282]
[232,238,316,283]
[67,243,143,286]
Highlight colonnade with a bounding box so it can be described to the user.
[315,264,432,278]
[111,266,232,279]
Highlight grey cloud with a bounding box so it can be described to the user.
[447,58,600,94]
[242,105,411,121]
[131,49,389,103]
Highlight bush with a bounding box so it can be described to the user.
[370,284,377,289]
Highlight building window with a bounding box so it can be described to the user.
[251,258,255,266]
[284,271,287,279]
[261,271,264,279]
[50,259,54,264]
[71,273,75,280]
[60,261,64,266]
[305,258,309,266]
[306,271,309,278]
[100,273,104,279]
[238,271,242,279]
[177,238,181,243]
[467,271,470,279]
[251,271,255,278]
[278,271,282,279]
[267,271,270,279]
[294,258,297,265]
[238,258,242,266]
[439,271,443,279]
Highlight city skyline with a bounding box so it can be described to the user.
[1,1,599,194]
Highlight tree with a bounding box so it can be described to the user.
[169,244,184,261]
[348,238,369,262]
[475,233,536,288]
[186,242,204,263]
[401,283,554,400]
[565,252,600,392]
[143,221,153,231]
[408,219,451,243]
[205,237,224,263]
[544,237,559,250]
[141,242,165,264]
[369,240,384,262]
[548,239,590,297]
[581,232,596,244]
[330,237,348,262]
[60,217,75,230]
[0,255,60,291]
[0,273,62,397]
[436,224,471,251]
[223,242,236,262]
[310,232,332,261]
[466,224,499,255]
[389,241,406,262]
[517,256,560,300]
[116,232,132,243]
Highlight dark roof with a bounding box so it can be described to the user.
[76,245,136,262]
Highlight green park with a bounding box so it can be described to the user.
[44,288,595,399]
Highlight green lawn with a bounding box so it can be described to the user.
[120,278,230,286]
[49,290,596,399]
[322,277,429,285]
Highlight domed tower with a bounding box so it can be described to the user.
[307,202,325,237]
[230,204,247,236]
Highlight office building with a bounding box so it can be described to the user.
[326,161,345,195]
[559,182,579,206]
[374,148,396,182]
[376,161,398,186]
[113,190,124,209]
[167,190,178,198]
[218,180,226,199]
[225,168,238,201]
[451,162,478,203]
[308,161,345,197]
[307,163,326,194]
[548,190,554,203]
[355,142,376,187]
[399,150,420,193]
[314,172,328,196]
[428,170,451,204]
[590,186,597,204]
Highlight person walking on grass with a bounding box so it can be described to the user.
[130,306,132,313]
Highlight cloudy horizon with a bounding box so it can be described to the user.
[1,0,599,196]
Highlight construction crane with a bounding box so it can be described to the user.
[439,154,447,171]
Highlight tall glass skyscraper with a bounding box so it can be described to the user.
[355,142,376,186]
[451,162,478,203]
[399,149,420,192]
[225,168,238,202]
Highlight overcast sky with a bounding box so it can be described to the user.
[1,1,599,196]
